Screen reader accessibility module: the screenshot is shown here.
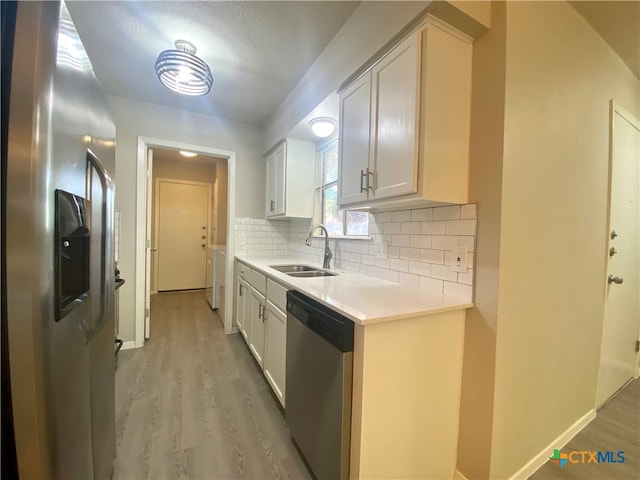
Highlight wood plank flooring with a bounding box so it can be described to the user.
[530,377,639,480]
[113,291,311,480]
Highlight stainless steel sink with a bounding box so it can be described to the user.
[269,264,337,277]
[286,270,337,278]
[270,264,321,273]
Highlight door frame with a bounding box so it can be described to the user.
[135,137,237,347]
[153,177,212,294]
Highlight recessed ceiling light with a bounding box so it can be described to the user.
[155,40,213,96]
[309,117,337,138]
[180,150,198,157]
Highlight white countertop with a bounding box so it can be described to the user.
[236,256,473,326]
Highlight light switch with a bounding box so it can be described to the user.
[451,246,468,273]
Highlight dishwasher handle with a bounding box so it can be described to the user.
[287,290,354,352]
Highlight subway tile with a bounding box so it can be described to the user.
[411,208,433,222]
[460,204,477,219]
[391,235,410,248]
[375,258,391,269]
[445,219,476,236]
[457,270,474,285]
[458,236,476,252]
[399,247,420,261]
[389,258,409,272]
[430,264,458,282]
[401,222,421,235]
[420,249,445,264]
[361,254,375,266]
[444,281,473,300]
[421,221,446,235]
[433,205,461,220]
[383,222,402,234]
[432,235,459,251]
[409,235,432,249]
[398,272,420,288]
[381,269,399,283]
[375,212,392,223]
[387,246,400,258]
[419,277,444,295]
[392,210,411,222]
[366,266,383,277]
[409,261,430,276]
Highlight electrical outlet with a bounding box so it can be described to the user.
[374,240,388,259]
[451,246,468,273]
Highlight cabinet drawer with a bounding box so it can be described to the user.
[267,279,288,312]
[251,270,267,295]
[238,261,251,280]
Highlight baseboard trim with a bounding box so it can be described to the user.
[509,409,596,480]
[454,469,469,480]
[120,340,137,350]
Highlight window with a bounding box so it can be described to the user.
[316,139,369,237]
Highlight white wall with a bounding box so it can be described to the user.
[108,95,264,342]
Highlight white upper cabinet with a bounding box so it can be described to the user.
[265,138,315,219]
[338,16,472,209]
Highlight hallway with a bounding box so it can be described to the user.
[113,291,311,479]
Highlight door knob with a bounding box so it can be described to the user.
[201,244,206,248]
[150,247,157,252]
[609,247,618,257]
[610,230,618,239]
[608,275,624,285]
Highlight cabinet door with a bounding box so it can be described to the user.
[266,142,286,217]
[264,302,286,407]
[235,278,250,341]
[370,31,420,200]
[338,73,372,206]
[248,287,265,367]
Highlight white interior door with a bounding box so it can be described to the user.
[157,180,210,291]
[596,102,640,407]
[144,148,153,338]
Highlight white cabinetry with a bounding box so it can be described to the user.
[265,138,315,219]
[338,16,472,209]
[234,260,288,407]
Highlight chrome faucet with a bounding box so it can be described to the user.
[305,224,333,269]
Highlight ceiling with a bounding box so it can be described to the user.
[570,1,640,79]
[67,1,360,126]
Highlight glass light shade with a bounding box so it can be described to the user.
[309,117,337,138]
[155,40,213,96]
[180,150,197,157]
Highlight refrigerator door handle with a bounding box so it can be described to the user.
[87,149,115,339]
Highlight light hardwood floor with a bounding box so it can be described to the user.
[530,377,639,480]
[113,290,311,479]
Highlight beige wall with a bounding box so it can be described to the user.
[458,1,640,478]
[456,1,506,477]
[109,95,264,342]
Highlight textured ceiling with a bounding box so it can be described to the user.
[67,1,360,126]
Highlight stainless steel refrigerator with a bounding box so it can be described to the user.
[2,1,116,478]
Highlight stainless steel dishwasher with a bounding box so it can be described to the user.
[286,290,354,480]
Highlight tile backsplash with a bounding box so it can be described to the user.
[235,204,476,300]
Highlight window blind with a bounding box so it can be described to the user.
[320,139,339,186]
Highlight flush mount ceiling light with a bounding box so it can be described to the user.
[309,117,337,138]
[155,40,213,96]
[179,150,198,157]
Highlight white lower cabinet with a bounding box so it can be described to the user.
[248,286,265,367]
[264,301,286,407]
[235,260,288,406]
[235,278,251,341]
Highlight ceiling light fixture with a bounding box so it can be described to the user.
[179,150,198,157]
[155,40,213,96]
[309,117,337,138]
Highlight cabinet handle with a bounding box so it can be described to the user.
[259,303,265,320]
[239,284,243,296]
[360,169,366,193]
[366,167,374,191]
[270,200,275,212]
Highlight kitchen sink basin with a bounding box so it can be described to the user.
[269,264,321,273]
[286,270,337,278]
